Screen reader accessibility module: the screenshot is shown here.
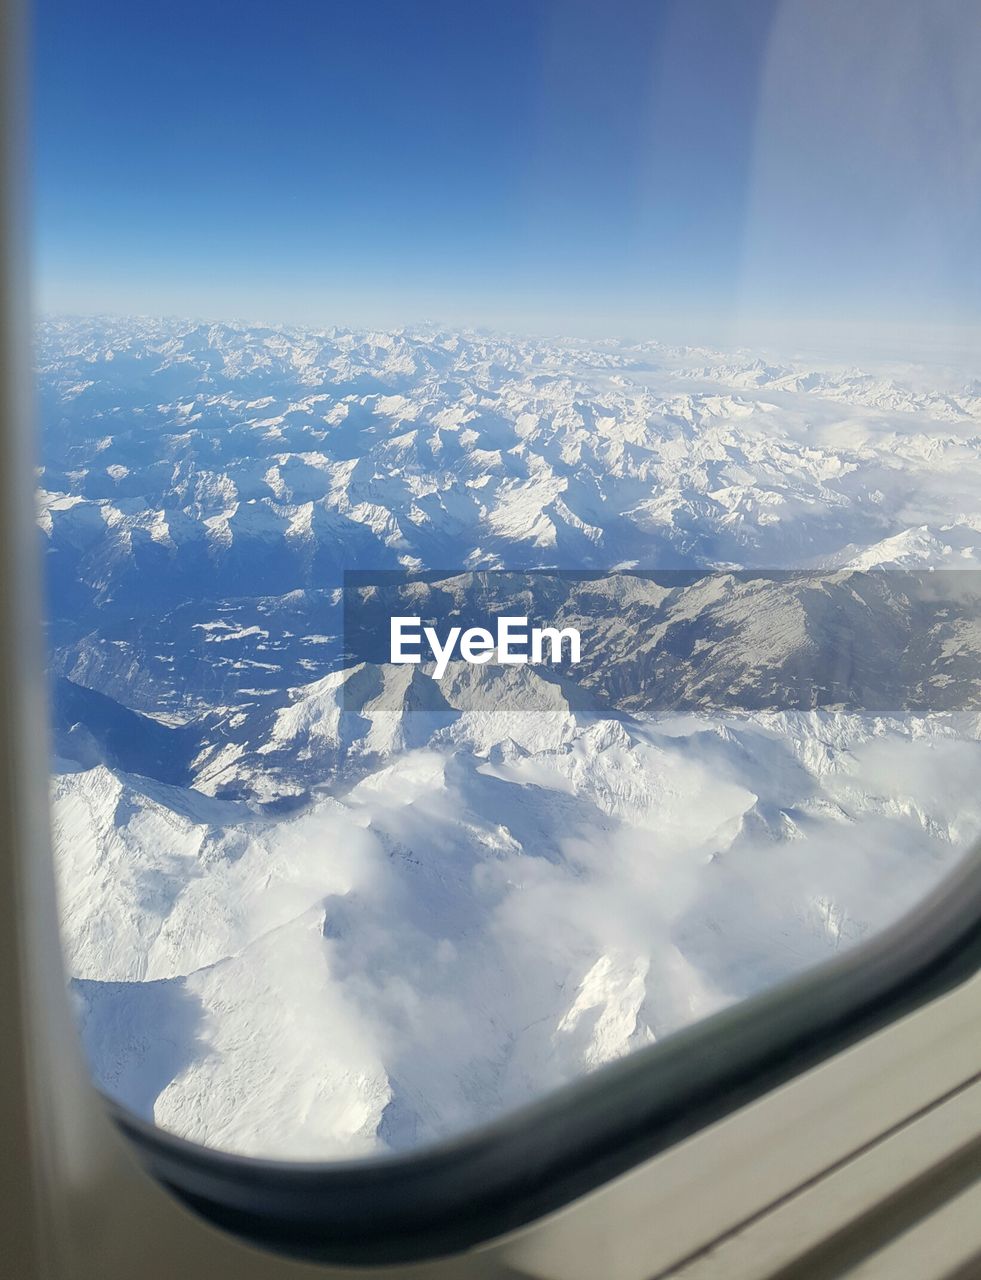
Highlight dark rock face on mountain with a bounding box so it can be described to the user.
[52,676,201,786]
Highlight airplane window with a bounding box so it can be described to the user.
[33,0,981,1192]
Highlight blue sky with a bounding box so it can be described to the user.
[33,0,981,347]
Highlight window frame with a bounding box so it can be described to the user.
[108,844,981,1266]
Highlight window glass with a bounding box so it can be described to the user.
[34,0,981,1159]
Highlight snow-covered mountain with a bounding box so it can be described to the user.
[41,317,981,1157]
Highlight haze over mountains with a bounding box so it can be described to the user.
[41,317,981,1157]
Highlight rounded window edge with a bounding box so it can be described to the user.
[103,840,981,1268]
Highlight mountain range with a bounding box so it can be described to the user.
[41,317,981,1157]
